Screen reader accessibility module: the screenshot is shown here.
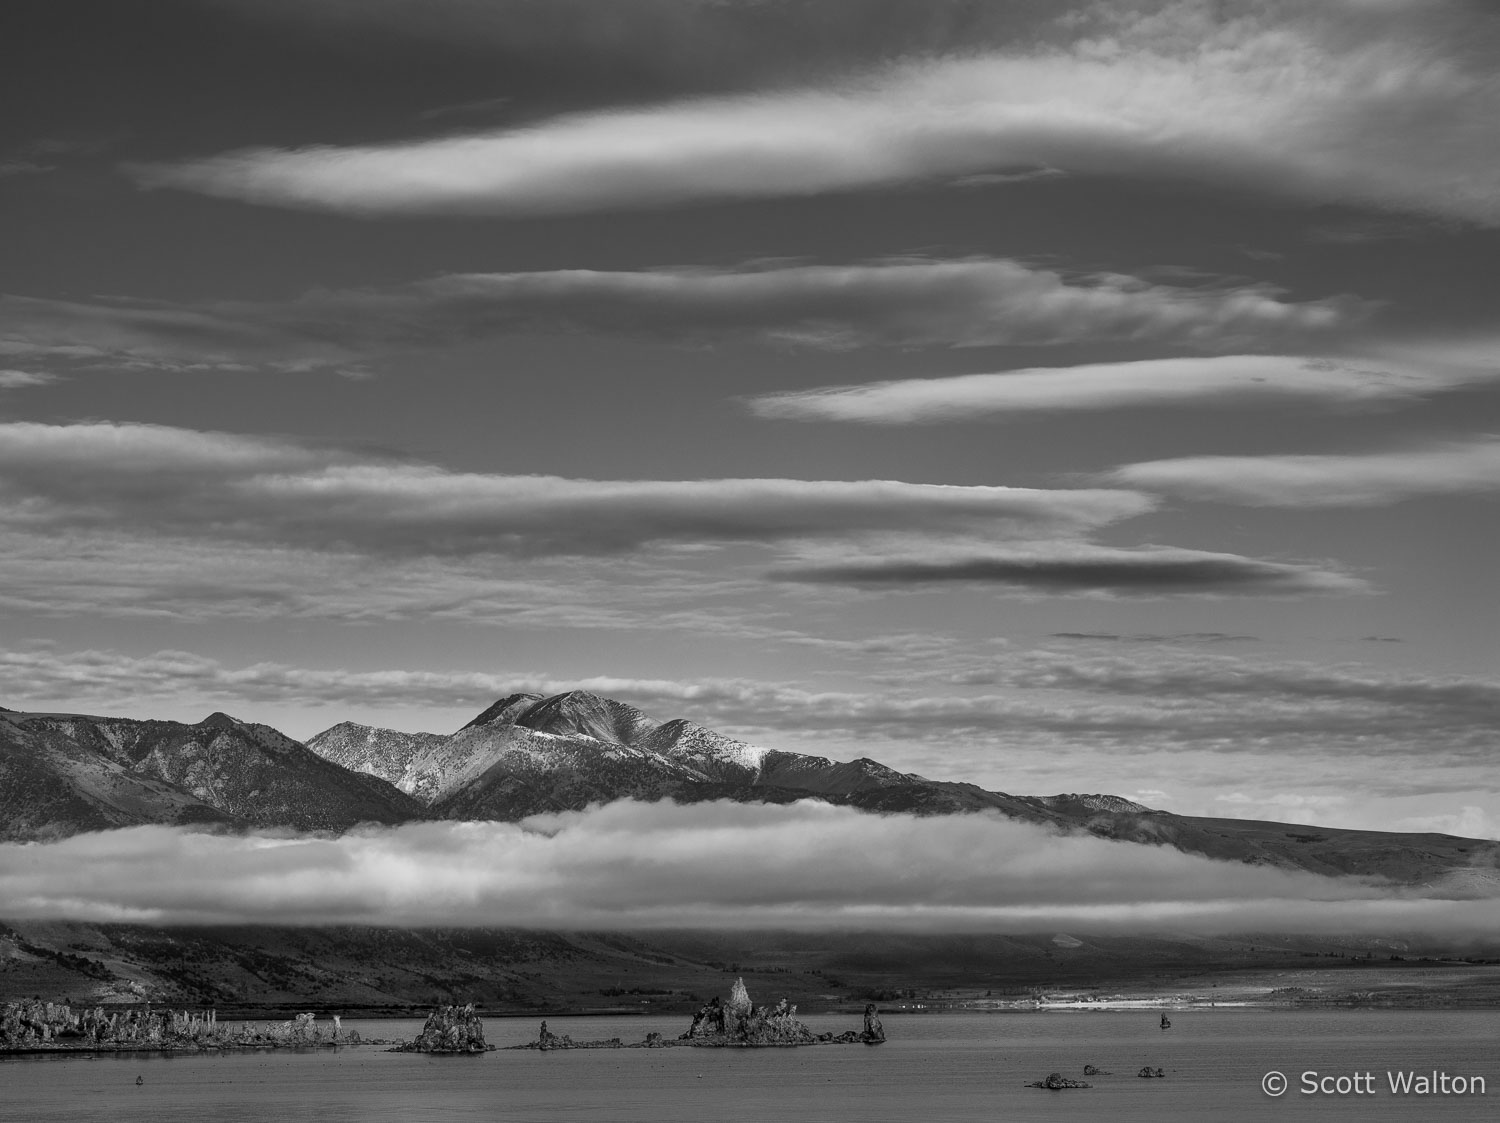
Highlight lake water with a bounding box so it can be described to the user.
[2,1008,1497,1122]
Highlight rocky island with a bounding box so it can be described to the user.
[512,977,885,1050]
[392,1003,492,1053]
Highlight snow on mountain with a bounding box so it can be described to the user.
[508,691,662,746]
[635,719,769,782]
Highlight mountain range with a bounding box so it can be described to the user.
[1,692,1492,886]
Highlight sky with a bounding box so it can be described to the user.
[2,0,1498,840]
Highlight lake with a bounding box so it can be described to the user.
[2,1008,1496,1122]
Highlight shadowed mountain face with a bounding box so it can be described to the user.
[0,712,237,841]
[0,692,1491,887]
[0,710,423,840]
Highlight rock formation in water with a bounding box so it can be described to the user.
[1083,1064,1110,1075]
[1137,1066,1166,1078]
[0,1001,355,1051]
[678,978,817,1046]
[519,1019,624,1050]
[1027,1072,1093,1089]
[394,1004,491,1053]
[511,978,885,1052]
[738,996,818,1046]
[682,996,728,1038]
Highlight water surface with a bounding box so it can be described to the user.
[2,1009,1496,1122]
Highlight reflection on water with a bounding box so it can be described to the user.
[2,1009,1496,1122]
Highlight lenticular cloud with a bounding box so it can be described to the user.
[131,4,1500,225]
[2,800,1495,934]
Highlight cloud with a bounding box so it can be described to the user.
[12,643,1496,773]
[770,543,1364,596]
[0,647,740,719]
[0,421,1148,558]
[748,353,1454,422]
[1,802,1493,932]
[1048,632,1259,644]
[318,261,1352,351]
[134,3,1500,224]
[2,260,1351,378]
[0,294,358,377]
[0,136,121,179]
[0,370,55,390]
[6,645,1498,828]
[986,646,1500,709]
[0,161,53,178]
[1394,805,1500,840]
[1110,435,1500,506]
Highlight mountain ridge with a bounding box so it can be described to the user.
[1,691,1493,888]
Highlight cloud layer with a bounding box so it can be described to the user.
[6,644,1495,772]
[749,352,1459,423]
[1112,435,1500,506]
[314,262,1350,351]
[0,259,1350,380]
[0,421,1371,607]
[771,543,1363,596]
[0,294,357,377]
[135,3,1500,224]
[0,421,1145,558]
[2,801,1494,932]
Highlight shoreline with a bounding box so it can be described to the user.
[0,1039,385,1057]
[4,994,1493,1057]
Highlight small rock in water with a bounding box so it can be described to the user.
[1027,1072,1092,1090]
[859,1003,885,1045]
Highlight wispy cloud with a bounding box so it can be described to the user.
[1048,632,1259,644]
[771,543,1364,597]
[748,352,1459,423]
[0,370,55,390]
[0,294,359,377]
[1,259,1350,378]
[1111,435,1500,506]
[312,261,1352,351]
[135,3,1500,224]
[6,643,1497,831]
[0,422,1367,609]
[0,421,1147,557]
[3,803,1492,932]
[10,644,1495,772]
[0,136,123,179]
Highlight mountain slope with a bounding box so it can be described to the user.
[302,722,450,802]
[0,710,424,836]
[0,713,238,841]
[3,692,1492,889]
